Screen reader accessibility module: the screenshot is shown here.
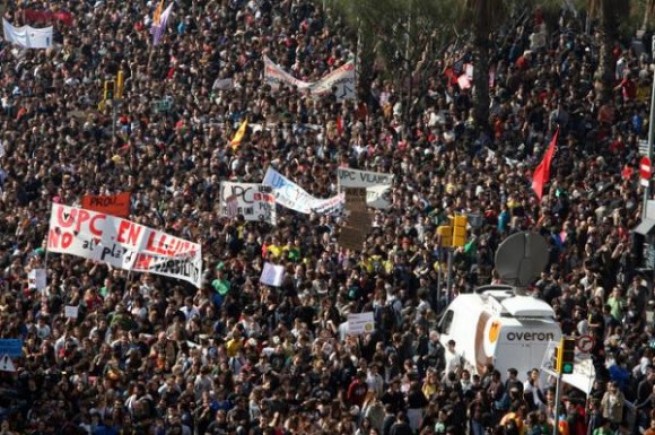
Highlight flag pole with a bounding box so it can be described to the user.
[44,203,53,287]
[147,45,155,77]
[124,270,133,294]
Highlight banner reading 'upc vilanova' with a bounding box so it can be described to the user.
[47,204,202,287]
[336,167,393,210]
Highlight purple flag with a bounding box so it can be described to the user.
[151,3,173,46]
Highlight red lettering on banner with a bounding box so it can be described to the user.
[48,228,60,249]
[170,238,182,256]
[56,206,76,228]
[62,232,73,248]
[48,228,74,249]
[134,253,153,269]
[77,210,90,232]
[158,235,169,256]
[127,224,142,246]
[89,215,105,236]
[116,220,131,244]
[148,234,188,256]
[145,231,158,254]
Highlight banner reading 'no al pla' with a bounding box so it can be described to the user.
[47,203,202,287]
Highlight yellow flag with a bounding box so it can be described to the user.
[230,119,248,149]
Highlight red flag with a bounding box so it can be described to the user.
[16,107,27,121]
[336,116,344,136]
[24,9,74,26]
[621,165,634,180]
[53,11,74,26]
[531,128,559,201]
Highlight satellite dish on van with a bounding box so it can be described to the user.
[494,232,549,288]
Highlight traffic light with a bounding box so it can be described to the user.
[437,225,452,247]
[116,71,124,99]
[553,346,559,371]
[556,338,575,374]
[452,215,468,247]
[104,80,115,101]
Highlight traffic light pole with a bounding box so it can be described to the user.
[105,71,124,139]
[552,338,575,435]
[435,253,442,312]
[446,248,453,304]
[436,214,466,306]
[553,372,562,435]
[112,101,117,138]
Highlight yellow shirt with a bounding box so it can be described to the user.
[422,382,437,399]
[637,84,650,103]
[267,244,282,258]
[499,412,524,434]
[226,338,242,358]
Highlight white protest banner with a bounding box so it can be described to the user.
[262,167,343,214]
[263,56,309,90]
[347,312,375,335]
[259,263,285,287]
[3,18,52,49]
[224,194,239,219]
[263,56,355,101]
[219,182,277,224]
[309,61,356,100]
[47,204,203,287]
[64,305,79,319]
[366,185,392,209]
[28,268,46,291]
[337,168,393,209]
[337,168,393,188]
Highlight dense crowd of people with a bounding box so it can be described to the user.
[0,0,655,434]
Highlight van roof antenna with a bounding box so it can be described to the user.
[494,232,549,295]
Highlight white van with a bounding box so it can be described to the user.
[438,285,562,376]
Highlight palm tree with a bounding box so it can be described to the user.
[587,0,629,101]
[321,0,455,120]
[458,0,509,131]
